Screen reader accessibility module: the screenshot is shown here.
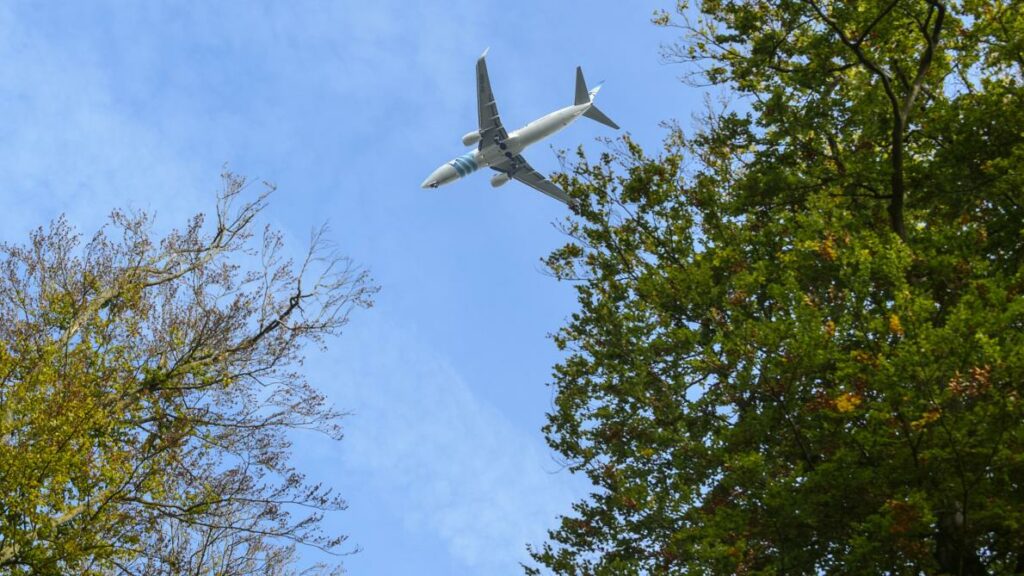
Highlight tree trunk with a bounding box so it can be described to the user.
[934,513,988,576]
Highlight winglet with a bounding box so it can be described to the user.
[480,47,490,60]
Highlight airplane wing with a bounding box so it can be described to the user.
[492,155,575,207]
[476,49,508,148]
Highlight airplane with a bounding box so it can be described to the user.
[420,49,619,207]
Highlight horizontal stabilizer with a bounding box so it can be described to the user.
[583,104,619,130]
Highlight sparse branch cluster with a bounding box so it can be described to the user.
[0,173,376,575]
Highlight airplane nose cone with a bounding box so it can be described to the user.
[421,164,457,188]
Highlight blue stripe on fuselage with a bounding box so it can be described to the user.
[449,153,478,178]
[450,159,466,177]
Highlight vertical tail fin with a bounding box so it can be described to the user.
[574,67,590,105]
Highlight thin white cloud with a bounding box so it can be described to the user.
[0,3,209,236]
[305,317,584,573]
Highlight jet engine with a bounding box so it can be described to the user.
[462,131,481,146]
[490,172,512,188]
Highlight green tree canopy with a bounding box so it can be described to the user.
[0,175,377,575]
[532,1,1024,574]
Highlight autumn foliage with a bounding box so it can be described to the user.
[532,1,1024,574]
[0,176,376,575]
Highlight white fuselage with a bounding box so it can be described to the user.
[420,102,591,189]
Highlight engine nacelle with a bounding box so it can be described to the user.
[462,131,481,146]
[490,172,512,188]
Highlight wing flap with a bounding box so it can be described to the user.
[493,155,575,207]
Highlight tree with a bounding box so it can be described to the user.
[531,1,1024,573]
[0,174,377,575]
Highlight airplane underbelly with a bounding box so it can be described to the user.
[478,146,508,167]
[518,122,561,148]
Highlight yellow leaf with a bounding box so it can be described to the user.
[835,392,862,413]
[911,407,941,430]
[889,314,904,336]
[819,235,836,261]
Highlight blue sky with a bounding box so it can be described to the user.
[0,2,702,573]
